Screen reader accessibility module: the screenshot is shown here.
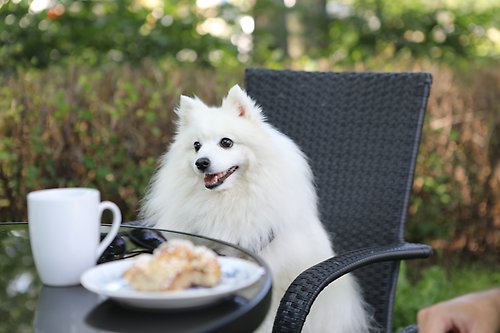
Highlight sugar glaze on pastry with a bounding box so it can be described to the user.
[123,239,221,291]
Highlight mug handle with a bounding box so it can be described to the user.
[95,201,122,260]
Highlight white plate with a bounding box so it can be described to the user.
[81,257,265,310]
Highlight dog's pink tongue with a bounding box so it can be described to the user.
[204,174,218,185]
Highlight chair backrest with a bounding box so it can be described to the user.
[245,68,432,332]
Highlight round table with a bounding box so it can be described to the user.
[0,222,272,333]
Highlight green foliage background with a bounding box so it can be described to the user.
[1,0,498,249]
[0,0,499,330]
[394,260,500,331]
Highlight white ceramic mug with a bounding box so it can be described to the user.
[27,188,121,286]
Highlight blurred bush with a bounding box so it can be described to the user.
[407,64,500,257]
[1,0,498,69]
[251,1,500,71]
[0,0,498,255]
[0,63,242,222]
[0,60,498,257]
[0,0,241,70]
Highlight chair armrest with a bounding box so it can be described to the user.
[272,242,432,333]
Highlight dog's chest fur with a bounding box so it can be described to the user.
[166,183,286,253]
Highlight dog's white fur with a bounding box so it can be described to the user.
[141,85,371,333]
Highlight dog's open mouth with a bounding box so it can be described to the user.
[204,166,238,189]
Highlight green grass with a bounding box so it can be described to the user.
[393,260,500,331]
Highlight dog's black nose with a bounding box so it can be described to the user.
[195,157,210,171]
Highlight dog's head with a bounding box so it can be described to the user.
[175,85,264,191]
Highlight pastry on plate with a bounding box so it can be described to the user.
[123,239,221,291]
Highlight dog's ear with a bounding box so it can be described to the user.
[175,95,198,127]
[223,85,263,121]
[178,95,197,112]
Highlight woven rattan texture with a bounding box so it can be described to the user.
[245,68,432,332]
[273,243,431,332]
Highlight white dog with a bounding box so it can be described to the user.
[141,85,371,333]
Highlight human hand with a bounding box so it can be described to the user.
[417,288,500,333]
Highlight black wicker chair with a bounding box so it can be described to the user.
[244,68,433,333]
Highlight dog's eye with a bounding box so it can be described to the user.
[193,141,202,152]
[219,138,233,149]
